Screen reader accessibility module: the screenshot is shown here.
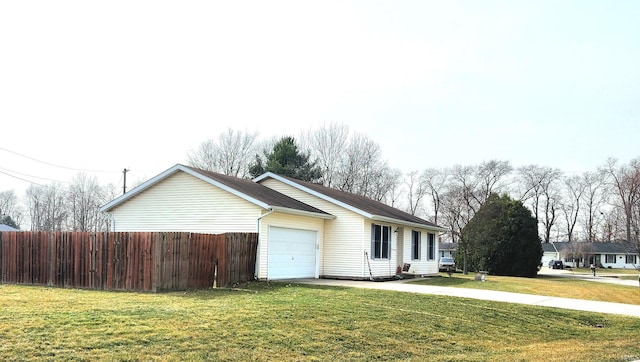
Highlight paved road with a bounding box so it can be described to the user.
[539,267,640,287]
[293,273,640,318]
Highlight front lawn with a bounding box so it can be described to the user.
[413,273,640,305]
[1,283,639,361]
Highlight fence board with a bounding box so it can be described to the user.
[0,231,257,292]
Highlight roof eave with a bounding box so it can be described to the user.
[255,172,371,218]
[269,206,336,220]
[371,215,446,231]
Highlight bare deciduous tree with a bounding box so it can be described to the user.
[560,175,586,242]
[367,165,402,204]
[26,183,67,231]
[187,128,258,178]
[602,157,640,246]
[421,168,449,225]
[405,171,427,216]
[335,133,382,197]
[580,171,607,242]
[517,165,563,242]
[300,122,349,188]
[67,173,104,232]
[476,160,513,201]
[0,190,24,228]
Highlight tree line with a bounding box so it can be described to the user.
[2,123,639,253]
[0,173,120,232]
[187,124,640,248]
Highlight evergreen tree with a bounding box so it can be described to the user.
[249,136,322,182]
[460,193,542,277]
[0,215,19,229]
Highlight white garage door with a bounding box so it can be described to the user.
[268,227,317,279]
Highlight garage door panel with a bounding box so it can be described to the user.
[268,227,317,279]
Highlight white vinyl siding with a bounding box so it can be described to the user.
[260,179,367,279]
[601,253,638,269]
[364,221,398,277]
[256,211,324,280]
[110,172,261,233]
[399,227,439,275]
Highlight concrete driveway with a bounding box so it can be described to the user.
[293,274,640,318]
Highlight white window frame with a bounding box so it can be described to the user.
[605,254,616,263]
[626,255,637,264]
[371,224,391,260]
[427,233,435,261]
[411,230,421,260]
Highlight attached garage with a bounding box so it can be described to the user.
[267,226,317,279]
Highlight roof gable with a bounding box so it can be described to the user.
[100,164,332,218]
[254,172,442,230]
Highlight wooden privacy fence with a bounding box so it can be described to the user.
[0,231,258,292]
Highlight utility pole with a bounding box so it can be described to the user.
[123,168,129,195]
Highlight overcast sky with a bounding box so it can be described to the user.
[2,1,639,196]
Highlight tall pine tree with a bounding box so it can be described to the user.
[249,136,322,182]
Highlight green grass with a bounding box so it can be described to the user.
[1,283,639,361]
[413,272,640,305]
[569,267,640,275]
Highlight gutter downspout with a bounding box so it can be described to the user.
[255,209,275,280]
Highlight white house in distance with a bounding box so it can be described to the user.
[542,241,639,269]
[100,164,445,281]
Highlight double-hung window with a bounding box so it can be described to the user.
[371,224,391,259]
[605,254,616,263]
[427,233,435,261]
[626,255,637,264]
[411,230,421,260]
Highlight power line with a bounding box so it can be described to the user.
[0,166,69,184]
[0,146,119,174]
[0,169,44,186]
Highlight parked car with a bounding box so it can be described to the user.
[438,257,456,271]
[549,260,564,269]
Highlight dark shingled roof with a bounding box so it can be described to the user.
[270,175,440,228]
[183,166,330,216]
[550,241,638,254]
[438,242,457,251]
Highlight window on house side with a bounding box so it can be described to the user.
[605,254,616,263]
[626,255,637,264]
[411,230,421,260]
[427,233,435,261]
[371,224,391,259]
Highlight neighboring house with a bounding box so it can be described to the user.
[439,242,457,259]
[542,241,639,269]
[0,224,19,231]
[100,164,445,281]
[541,242,560,267]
